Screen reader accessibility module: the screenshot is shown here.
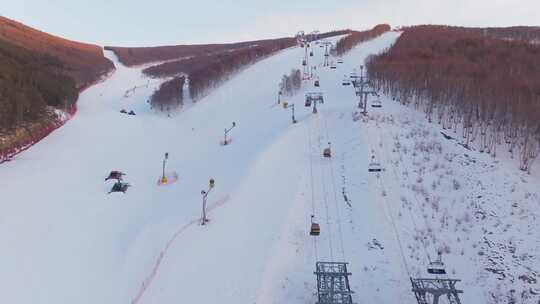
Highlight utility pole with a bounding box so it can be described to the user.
[201,178,215,225]
[223,122,236,145]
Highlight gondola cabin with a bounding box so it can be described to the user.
[323,147,331,158]
[310,222,321,236]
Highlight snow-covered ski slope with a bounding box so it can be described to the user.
[2,30,539,304]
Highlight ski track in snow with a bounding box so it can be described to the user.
[131,195,229,304]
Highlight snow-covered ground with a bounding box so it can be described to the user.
[1,30,539,304]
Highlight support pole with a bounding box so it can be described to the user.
[162,152,168,182]
[223,122,236,145]
[201,178,215,225]
[291,104,297,124]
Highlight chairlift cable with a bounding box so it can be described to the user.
[364,123,411,277]
[323,117,347,262]
[306,120,320,261]
[378,127,433,264]
[315,114,334,261]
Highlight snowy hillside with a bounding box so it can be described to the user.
[1,30,539,304]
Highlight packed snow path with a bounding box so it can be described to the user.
[3,30,537,303]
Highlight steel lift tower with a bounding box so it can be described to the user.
[351,66,376,114]
[296,31,311,79]
[410,278,463,304]
[314,262,354,304]
[322,41,332,67]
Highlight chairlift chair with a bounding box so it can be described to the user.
[128,110,136,115]
[427,252,447,275]
[310,215,320,236]
[337,58,344,64]
[368,156,382,172]
[371,99,382,108]
[330,63,337,69]
[310,51,314,57]
[302,59,307,66]
[368,162,382,172]
[120,109,127,114]
[305,97,312,107]
[342,75,351,86]
[314,80,320,87]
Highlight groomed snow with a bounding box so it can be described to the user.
[1,30,538,304]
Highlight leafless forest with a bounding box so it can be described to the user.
[367,25,540,172]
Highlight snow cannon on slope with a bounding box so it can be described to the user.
[109,181,130,194]
[158,152,178,186]
[105,171,125,181]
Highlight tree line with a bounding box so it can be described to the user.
[366,25,540,172]
[150,76,185,112]
[279,69,302,96]
[333,24,391,57]
[143,38,297,100]
[142,30,352,102]
[0,38,78,131]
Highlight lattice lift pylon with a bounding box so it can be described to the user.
[314,262,354,304]
[410,278,463,304]
[322,42,332,67]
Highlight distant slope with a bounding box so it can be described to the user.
[0,16,114,88]
[0,16,114,162]
[104,30,350,67]
[0,39,77,129]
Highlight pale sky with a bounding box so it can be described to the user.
[2,0,539,47]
